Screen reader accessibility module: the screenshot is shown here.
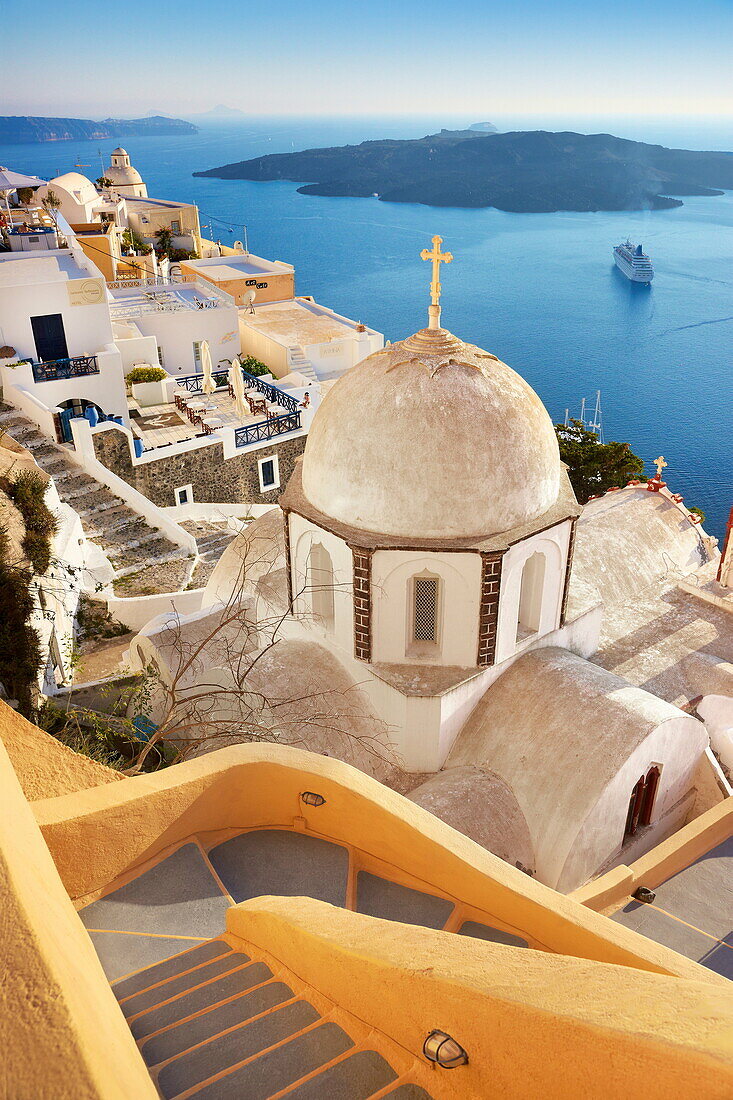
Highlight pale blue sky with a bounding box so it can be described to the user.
[4,0,733,118]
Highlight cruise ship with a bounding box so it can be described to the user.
[613,240,654,282]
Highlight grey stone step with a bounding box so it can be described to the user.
[62,478,111,500]
[100,527,162,554]
[113,548,190,579]
[131,961,274,1041]
[186,1021,354,1100]
[208,831,349,909]
[76,494,126,518]
[283,1049,399,1099]
[121,951,250,1020]
[141,979,296,1069]
[355,872,454,930]
[157,999,320,1099]
[383,1086,435,1099]
[110,538,186,568]
[113,941,231,1002]
[84,509,147,538]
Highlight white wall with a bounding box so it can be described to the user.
[35,496,86,691]
[119,302,240,376]
[303,329,383,379]
[494,521,572,665]
[106,586,205,633]
[1,347,129,432]
[0,264,115,364]
[371,550,481,667]
[555,714,708,892]
[288,514,355,656]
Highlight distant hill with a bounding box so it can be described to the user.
[0,114,197,144]
[193,105,248,120]
[470,121,498,132]
[194,128,733,213]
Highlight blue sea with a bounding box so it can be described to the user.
[3,114,732,537]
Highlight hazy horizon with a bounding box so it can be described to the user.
[4,0,732,120]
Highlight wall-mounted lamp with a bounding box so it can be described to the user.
[423,1030,468,1069]
[632,886,656,904]
[300,791,326,808]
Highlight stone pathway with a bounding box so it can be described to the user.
[181,519,242,589]
[0,406,192,595]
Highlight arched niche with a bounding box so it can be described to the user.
[516,551,547,643]
[308,542,335,630]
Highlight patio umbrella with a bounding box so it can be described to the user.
[0,167,47,222]
[228,356,249,420]
[200,340,216,396]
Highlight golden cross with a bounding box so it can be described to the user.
[420,235,453,328]
[653,455,668,480]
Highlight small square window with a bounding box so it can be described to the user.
[258,454,280,493]
[175,484,192,505]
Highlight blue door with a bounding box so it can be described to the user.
[58,407,75,443]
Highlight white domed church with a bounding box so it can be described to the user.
[135,237,715,893]
[105,147,147,198]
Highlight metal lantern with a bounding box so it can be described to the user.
[632,886,656,904]
[423,1030,468,1069]
[300,791,326,808]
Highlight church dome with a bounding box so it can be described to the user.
[106,163,144,185]
[301,325,563,540]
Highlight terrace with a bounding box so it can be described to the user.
[129,368,302,452]
[108,277,234,320]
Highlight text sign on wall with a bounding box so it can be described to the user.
[67,278,106,307]
[321,342,345,358]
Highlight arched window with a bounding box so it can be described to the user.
[624,766,661,841]
[516,551,546,643]
[624,775,646,841]
[308,543,335,629]
[408,571,441,654]
[639,765,661,827]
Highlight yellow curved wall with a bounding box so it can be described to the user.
[35,742,725,984]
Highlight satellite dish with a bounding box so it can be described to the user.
[242,287,256,313]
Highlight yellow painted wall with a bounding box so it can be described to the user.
[574,796,733,912]
[182,259,295,305]
[33,743,724,985]
[229,896,733,1100]
[0,738,156,1099]
[72,227,117,282]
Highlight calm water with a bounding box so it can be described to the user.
[3,115,732,537]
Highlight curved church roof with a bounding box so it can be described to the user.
[300,324,565,541]
[448,646,705,890]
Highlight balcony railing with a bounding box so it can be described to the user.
[241,371,299,413]
[176,368,299,413]
[31,355,100,383]
[177,369,230,393]
[234,411,301,447]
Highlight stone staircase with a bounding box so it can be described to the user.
[112,939,430,1099]
[79,835,447,1100]
[287,346,318,384]
[0,407,192,594]
[181,519,242,589]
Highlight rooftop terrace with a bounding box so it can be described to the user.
[241,296,378,347]
[108,277,235,319]
[182,252,294,281]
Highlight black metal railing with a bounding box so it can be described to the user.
[241,370,299,413]
[234,411,301,447]
[32,355,100,383]
[177,369,230,393]
[176,367,299,413]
